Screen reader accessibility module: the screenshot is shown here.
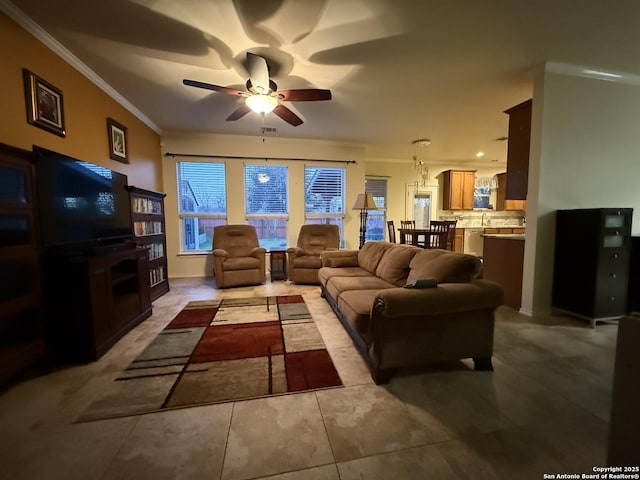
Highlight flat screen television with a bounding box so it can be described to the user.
[34,147,133,251]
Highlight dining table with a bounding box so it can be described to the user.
[397,228,448,248]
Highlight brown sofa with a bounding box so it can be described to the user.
[287,224,340,284]
[319,242,504,383]
[212,225,266,288]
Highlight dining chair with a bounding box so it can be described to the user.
[430,220,457,250]
[425,231,449,249]
[386,220,396,243]
[399,220,416,245]
[400,220,415,229]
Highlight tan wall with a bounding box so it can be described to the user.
[161,132,365,278]
[522,66,640,316]
[0,11,162,190]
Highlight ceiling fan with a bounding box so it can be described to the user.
[183,52,331,126]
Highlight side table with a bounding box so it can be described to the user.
[269,250,287,281]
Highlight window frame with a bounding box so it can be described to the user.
[244,163,289,250]
[176,161,227,253]
[304,165,346,245]
[365,176,388,242]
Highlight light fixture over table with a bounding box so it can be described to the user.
[411,138,431,187]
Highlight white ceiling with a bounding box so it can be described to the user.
[6,0,640,166]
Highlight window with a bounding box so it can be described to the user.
[177,162,226,252]
[304,166,345,244]
[365,177,387,241]
[474,177,494,209]
[244,164,288,249]
[413,193,431,229]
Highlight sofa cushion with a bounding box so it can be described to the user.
[221,256,262,271]
[291,255,322,269]
[327,256,359,268]
[407,250,482,284]
[358,242,394,274]
[326,275,394,300]
[375,244,421,286]
[297,224,340,255]
[337,289,380,341]
[318,266,372,286]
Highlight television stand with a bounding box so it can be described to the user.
[83,240,134,256]
[44,246,152,362]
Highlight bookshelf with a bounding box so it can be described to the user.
[126,186,169,301]
[0,144,47,384]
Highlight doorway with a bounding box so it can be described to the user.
[405,183,438,228]
[413,194,431,229]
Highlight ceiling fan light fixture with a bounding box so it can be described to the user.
[245,94,278,115]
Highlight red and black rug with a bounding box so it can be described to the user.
[78,295,342,421]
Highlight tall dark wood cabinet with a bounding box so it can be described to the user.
[0,144,47,384]
[126,186,169,301]
[552,208,633,326]
[504,99,532,200]
[627,237,640,315]
[44,246,152,362]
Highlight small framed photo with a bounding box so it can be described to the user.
[107,117,129,163]
[23,69,66,137]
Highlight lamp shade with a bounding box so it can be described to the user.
[352,193,377,210]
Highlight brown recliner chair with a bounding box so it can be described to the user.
[287,224,340,284]
[212,225,266,288]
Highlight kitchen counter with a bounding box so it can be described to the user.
[481,233,525,240]
[482,234,525,310]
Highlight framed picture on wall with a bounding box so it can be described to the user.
[23,69,66,137]
[107,117,129,163]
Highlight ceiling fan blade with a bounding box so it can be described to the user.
[273,104,303,126]
[183,79,245,96]
[226,103,251,121]
[246,52,270,93]
[277,89,332,102]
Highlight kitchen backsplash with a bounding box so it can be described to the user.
[440,210,526,228]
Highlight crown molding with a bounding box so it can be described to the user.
[0,0,162,134]
[546,61,640,87]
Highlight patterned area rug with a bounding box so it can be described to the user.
[78,295,342,421]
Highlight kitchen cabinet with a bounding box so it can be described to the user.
[453,228,464,253]
[441,170,476,210]
[483,235,525,310]
[483,227,524,235]
[504,99,532,200]
[552,208,632,326]
[496,173,526,211]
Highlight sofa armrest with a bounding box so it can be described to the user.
[287,247,303,257]
[321,249,358,267]
[251,247,267,257]
[213,249,228,258]
[373,280,504,318]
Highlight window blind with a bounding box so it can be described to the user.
[304,167,345,214]
[365,178,387,209]
[244,165,288,215]
[177,162,226,214]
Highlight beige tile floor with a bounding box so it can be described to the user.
[0,277,618,480]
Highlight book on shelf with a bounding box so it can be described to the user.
[134,221,163,236]
[149,266,165,286]
[148,242,164,260]
[133,197,162,214]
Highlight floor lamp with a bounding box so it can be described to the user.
[352,193,377,249]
